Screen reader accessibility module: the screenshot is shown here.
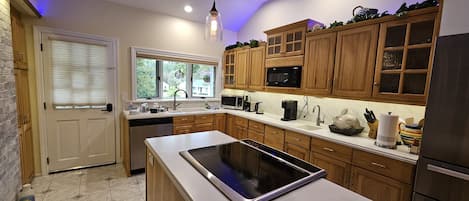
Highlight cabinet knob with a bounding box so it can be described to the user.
[373,82,380,86]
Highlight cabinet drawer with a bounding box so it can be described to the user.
[234,116,249,128]
[264,125,285,151]
[193,122,213,132]
[248,120,265,133]
[173,124,192,135]
[247,130,264,143]
[173,115,195,124]
[285,131,310,149]
[352,150,415,184]
[285,143,310,161]
[311,137,352,162]
[195,114,214,124]
[234,125,248,139]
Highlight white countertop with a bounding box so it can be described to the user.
[127,108,419,164]
[144,131,369,201]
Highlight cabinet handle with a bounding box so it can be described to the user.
[322,147,335,152]
[294,138,300,141]
[371,162,387,169]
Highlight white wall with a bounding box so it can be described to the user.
[223,89,426,132]
[439,0,469,36]
[238,0,420,41]
[22,0,237,174]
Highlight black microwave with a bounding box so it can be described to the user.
[266,66,302,88]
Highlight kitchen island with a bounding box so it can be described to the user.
[144,131,368,201]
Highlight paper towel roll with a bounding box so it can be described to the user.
[376,113,399,149]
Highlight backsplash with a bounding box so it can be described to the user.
[222,89,426,131]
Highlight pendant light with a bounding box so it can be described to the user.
[205,0,223,41]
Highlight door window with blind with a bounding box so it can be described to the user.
[134,52,217,100]
[48,37,113,109]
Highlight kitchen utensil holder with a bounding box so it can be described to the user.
[367,120,379,139]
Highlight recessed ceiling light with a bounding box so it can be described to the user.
[184,5,193,13]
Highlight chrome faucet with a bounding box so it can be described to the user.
[312,105,325,126]
[173,89,188,110]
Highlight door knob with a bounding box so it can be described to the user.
[102,103,113,112]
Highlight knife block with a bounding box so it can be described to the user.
[367,120,379,139]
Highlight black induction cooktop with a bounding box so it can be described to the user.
[180,139,326,201]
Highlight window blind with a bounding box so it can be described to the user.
[50,39,108,107]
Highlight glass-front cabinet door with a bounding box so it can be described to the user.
[284,27,305,57]
[266,33,283,58]
[373,13,438,104]
[223,50,235,88]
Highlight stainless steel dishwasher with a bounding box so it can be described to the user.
[129,117,173,174]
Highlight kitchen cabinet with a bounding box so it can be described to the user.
[235,48,250,89]
[214,113,226,132]
[12,7,34,185]
[284,131,310,161]
[311,152,351,188]
[146,149,185,201]
[303,32,337,95]
[351,150,415,201]
[350,166,412,201]
[247,120,265,143]
[248,46,266,90]
[310,137,353,188]
[373,12,439,104]
[264,19,313,58]
[174,115,216,134]
[233,116,248,139]
[193,114,214,132]
[173,115,194,135]
[225,114,235,137]
[332,24,379,98]
[264,125,285,151]
[223,50,236,88]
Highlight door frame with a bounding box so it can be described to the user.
[33,26,120,175]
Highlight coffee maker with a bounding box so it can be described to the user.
[281,100,298,121]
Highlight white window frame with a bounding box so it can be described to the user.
[131,47,221,100]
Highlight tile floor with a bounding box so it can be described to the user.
[30,164,145,201]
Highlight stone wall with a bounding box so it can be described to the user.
[0,0,21,201]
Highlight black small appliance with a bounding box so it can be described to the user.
[266,66,302,88]
[281,100,297,121]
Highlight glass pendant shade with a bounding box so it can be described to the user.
[205,1,223,41]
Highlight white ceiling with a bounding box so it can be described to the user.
[102,0,270,31]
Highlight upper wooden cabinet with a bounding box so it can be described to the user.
[248,46,266,90]
[303,32,337,95]
[265,19,317,58]
[224,44,266,90]
[223,50,236,88]
[235,48,250,89]
[332,24,379,98]
[373,13,438,104]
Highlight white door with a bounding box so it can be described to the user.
[41,32,117,172]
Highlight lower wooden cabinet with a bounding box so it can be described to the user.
[247,130,264,143]
[146,150,184,201]
[264,125,285,151]
[173,115,215,134]
[19,123,34,184]
[350,166,412,201]
[310,152,351,188]
[285,143,309,161]
[225,114,235,137]
[214,113,226,132]
[233,125,248,139]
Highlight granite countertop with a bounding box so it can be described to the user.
[127,108,419,164]
[144,131,369,201]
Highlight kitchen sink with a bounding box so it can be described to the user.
[298,124,321,131]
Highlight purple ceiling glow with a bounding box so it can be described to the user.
[219,0,270,31]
